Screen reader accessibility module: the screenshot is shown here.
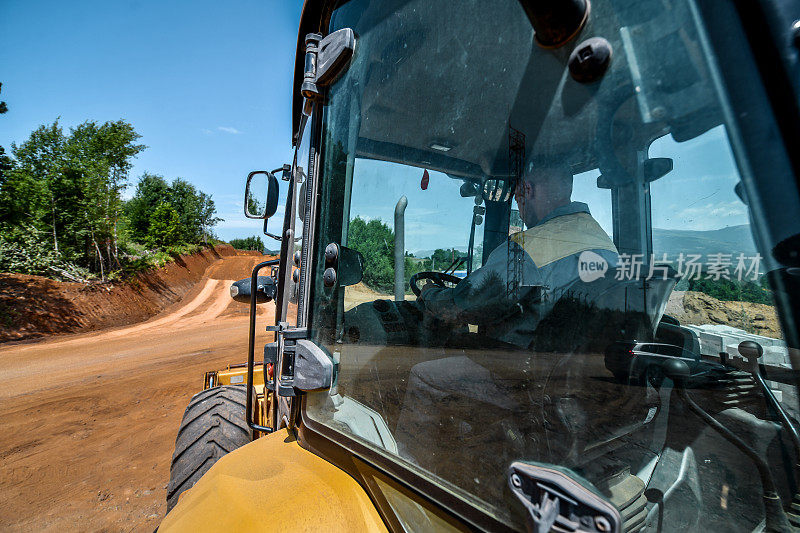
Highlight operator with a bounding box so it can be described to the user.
[396,162,621,470]
[417,159,619,348]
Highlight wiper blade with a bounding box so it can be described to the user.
[507,461,621,533]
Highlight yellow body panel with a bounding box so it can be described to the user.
[207,363,265,394]
[159,429,388,533]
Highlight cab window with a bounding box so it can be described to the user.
[304,0,800,529]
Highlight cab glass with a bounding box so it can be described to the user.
[305,0,800,529]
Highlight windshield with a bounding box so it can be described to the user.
[305,0,800,529]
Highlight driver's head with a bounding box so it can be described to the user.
[514,159,573,228]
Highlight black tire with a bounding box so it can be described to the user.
[166,385,254,512]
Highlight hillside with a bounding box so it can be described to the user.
[653,224,756,258]
[0,245,264,343]
[666,290,781,338]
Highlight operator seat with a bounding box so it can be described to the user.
[529,266,679,353]
[395,267,680,480]
[529,267,679,466]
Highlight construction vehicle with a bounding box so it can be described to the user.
[159,0,800,531]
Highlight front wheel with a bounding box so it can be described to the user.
[166,385,254,512]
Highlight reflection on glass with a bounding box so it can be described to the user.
[246,174,268,217]
[304,0,799,530]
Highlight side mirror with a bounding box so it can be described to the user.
[230,276,277,304]
[244,171,279,219]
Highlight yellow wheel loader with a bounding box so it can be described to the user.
[160,0,800,531]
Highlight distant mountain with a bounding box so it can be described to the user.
[652,224,757,259]
[411,225,758,262]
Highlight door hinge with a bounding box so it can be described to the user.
[508,462,621,533]
[301,28,356,106]
[265,324,334,397]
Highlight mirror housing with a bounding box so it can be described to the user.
[338,246,364,287]
[244,171,279,219]
[230,276,277,304]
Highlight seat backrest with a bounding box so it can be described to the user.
[529,267,678,352]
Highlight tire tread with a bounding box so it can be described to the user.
[166,385,253,511]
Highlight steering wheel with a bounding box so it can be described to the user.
[409,271,463,297]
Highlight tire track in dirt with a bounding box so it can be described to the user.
[0,254,275,532]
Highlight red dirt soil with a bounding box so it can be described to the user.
[0,245,265,343]
[0,251,277,532]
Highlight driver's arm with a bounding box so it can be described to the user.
[419,240,540,323]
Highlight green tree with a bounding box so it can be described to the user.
[0,115,225,280]
[125,175,221,246]
[60,119,145,276]
[229,236,265,251]
[7,121,68,255]
[0,83,13,225]
[198,192,222,244]
[431,248,464,270]
[125,173,170,241]
[347,216,395,292]
[146,203,183,248]
[0,82,7,115]
[168,178,203,243]
[0,119,144,279]
[0,146,19,225]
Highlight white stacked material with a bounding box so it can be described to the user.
[685,323,789,368]
[685,324,795,414]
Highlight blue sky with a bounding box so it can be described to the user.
[0,0,301,242]
[347,125,749,254]
[1,0,749,251]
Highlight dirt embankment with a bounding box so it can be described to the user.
[666,290,782,338]
[0,245,263,343]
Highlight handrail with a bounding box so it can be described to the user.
[246,259,280,435]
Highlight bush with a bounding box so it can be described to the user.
[0,225,93,281]
[687,276,773,305]
[229,236,265,252]
[146,203,183,248]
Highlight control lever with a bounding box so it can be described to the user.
[662,358,793,532]
[739,341,800,527]
[230,276,276,304]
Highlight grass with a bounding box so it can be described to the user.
[115,243,209,279]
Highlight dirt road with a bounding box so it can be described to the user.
[0,255,274,532]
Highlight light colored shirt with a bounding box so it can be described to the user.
[420,201,618,347]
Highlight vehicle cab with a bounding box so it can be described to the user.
[163,0,800,531]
